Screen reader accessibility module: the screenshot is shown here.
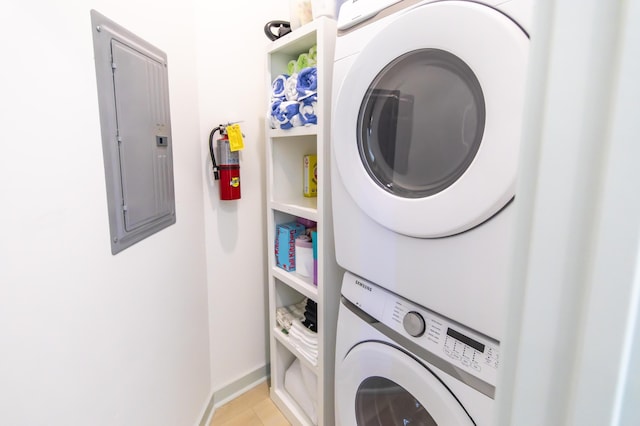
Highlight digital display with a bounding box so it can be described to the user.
[447,328,485,353]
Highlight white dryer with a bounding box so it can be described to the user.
[331,0,533,340]
[335,272,499,425]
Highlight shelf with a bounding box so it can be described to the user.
[266,16,339,426]
[271,339,317,426]
[273,327,319,372]
[271,387,315,426]
[270,126,318,138]
[267,19,321,55]
[270,136,317,207]
[271,200,318,222]
[273,266,318,301]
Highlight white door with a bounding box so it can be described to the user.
[332,1,529,238]
[336,341,474,425]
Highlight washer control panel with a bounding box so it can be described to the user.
[342,271,500,386]
[403,311,426,337]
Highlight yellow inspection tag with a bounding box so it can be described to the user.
[226,124,245,152]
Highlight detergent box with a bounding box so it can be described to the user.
[303,154,317,197]
[275,221,306,271]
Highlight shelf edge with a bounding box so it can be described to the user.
[272,266,319,300]
[273,327,319,373]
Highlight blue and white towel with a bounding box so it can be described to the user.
[284,73,299,101]
[270,99,283,129]
[296,67,317,100]
[298,94,317,126]
[271,74,289,100]
[269,67,319,129]
[272,101,304,130]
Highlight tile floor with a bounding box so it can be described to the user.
[209,381,291,426]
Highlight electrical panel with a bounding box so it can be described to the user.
[91,10,176,254]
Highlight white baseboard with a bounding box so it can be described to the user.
[198,364,270,426]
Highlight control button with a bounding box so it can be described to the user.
[472,362,481,372]
[403,311,426,337]
[462,358,470,367]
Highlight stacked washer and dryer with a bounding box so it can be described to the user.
[330,0,533,424]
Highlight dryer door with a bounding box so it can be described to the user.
[332,1,529,238]
[336,341,474,425]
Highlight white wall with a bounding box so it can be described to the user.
[0,1,211,425]
[193,0,290,395]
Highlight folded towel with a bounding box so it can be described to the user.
[292,318,318,334]
[308,45,317,62]
[285,46,319,81]
[287,59,297,75]
[288,328,318,364]
[276,299,307,331]
[298,95,318,126]
[291,329,318,348]
[271,74,289,100]
[289,333,318,352]
[289,338,318,362]
[290,329,318,348]
[271,100,302,130]
[297,53,316,72]
[290,323,318,342]
[296,67,318,100]
[291,320,319,343]
[269,99,283,129]
[284,73,299,101]
[286,101,304,129]
[276,307,296,332]
[291,343,318,363]
[291,299,307,317]
[290,320,318,347]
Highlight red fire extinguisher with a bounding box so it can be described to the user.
[209,124,241,200]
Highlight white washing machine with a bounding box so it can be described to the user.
[335,272,498,425]
[331,0,533,340]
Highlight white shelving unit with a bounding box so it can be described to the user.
[265,17,341,426]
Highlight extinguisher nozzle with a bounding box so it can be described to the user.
[213,167,220,180]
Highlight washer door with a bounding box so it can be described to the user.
[332,1,529,237]
[336,342,474,425]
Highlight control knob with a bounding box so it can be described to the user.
[403,311,426,337]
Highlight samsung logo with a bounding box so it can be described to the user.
[355,280,372,292]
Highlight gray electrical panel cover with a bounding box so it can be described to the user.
[91,10,176,254]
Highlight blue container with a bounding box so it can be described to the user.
[275,222,306,271]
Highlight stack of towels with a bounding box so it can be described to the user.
[276,298,319,366]
[269,45,319,130]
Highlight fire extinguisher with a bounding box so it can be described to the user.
[209,124,241,200]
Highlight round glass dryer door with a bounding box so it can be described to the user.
[358,48,485,199]
[332,1,529,238]
[335,342,474,425]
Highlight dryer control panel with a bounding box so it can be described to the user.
[342,271,500,386]
[337,0,401,30]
